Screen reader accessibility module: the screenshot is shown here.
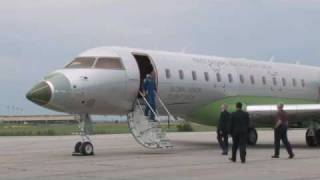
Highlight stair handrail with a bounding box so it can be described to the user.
[154,91,176,121]
[139,91,159,121]
[136,98,144,112]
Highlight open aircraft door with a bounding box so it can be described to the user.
[126,52,173,149]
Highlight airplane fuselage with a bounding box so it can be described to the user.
[27,47,320,125]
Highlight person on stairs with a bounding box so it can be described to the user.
[143,73,157,122]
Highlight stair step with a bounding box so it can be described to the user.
[127,101,173,149]
[159,139,173,148]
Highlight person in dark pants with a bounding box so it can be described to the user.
[272,103,294,159]
[229,102,250,163]
[143,73,157,121]
[217,104,230,155]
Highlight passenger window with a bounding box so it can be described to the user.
[204,72,209,82]
[262,76,267,85]
[95,57,124,70]
[165,69,171,79]
[292,78,297,87]
[179,70,184,80]
[192,71,197,81]
[216,73,221,82]
[301,79,305,87]
[239,74,244,84]
[228,74,233,83]
[250,75,255,84]
[282,78,287,87]
[273,77,277,86]
[65,57,95,69]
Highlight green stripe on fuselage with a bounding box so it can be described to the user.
[190,96,317,126]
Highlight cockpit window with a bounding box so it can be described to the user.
[65,57,95,68]
[95,57,124,70]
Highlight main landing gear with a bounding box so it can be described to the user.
[306,121,320,147]
[72,114,94,156]
[247,127,258,145]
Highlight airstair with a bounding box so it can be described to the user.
[128,92,174,149]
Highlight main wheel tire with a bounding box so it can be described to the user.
[74,141,82,153]
[316,130,320,146]
[80,142,94,155]
[306,129,317,147]
[247,128,258,145]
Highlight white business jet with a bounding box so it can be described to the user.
[26,47,320,155]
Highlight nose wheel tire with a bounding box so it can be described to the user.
[74,141,82,153]
[72,141,94,156]
[80,142,94,155]
[247,128,258,146]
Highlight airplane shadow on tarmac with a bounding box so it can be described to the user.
[252,143,319,150]
[94,140,319,157]
[171,140,320,150]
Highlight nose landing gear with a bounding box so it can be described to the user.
[73,141,94,156]
[72,114,95,156]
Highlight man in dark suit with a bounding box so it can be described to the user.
[229,102,250,163]
[217,104,230,155]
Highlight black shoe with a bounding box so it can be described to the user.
[289,154,295,159]
[222,152,228,155]
[271,155,279,158]
[241,160,246,164]
[229,158,236,162]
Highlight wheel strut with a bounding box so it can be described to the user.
[72,114,95,156]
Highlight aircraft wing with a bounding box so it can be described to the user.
[246,104,320,126]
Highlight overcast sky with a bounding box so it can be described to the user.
[0,0,319,115]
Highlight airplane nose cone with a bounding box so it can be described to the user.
[26,81,52,106]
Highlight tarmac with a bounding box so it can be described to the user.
[0,130,319,180]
